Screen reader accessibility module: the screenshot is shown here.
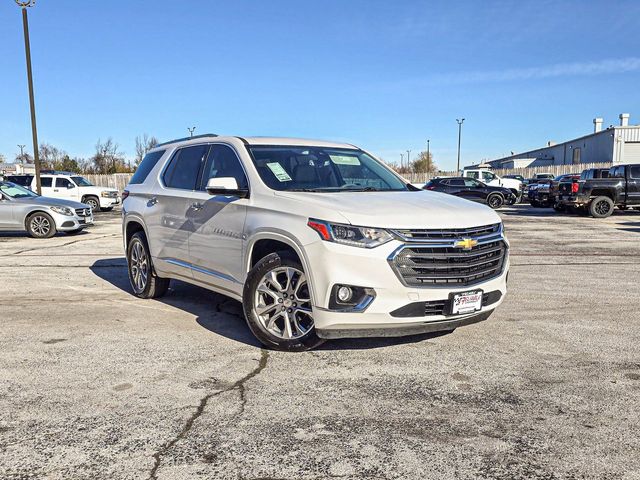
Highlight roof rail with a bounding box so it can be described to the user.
[155,133,218,148]
[40,170,76,175]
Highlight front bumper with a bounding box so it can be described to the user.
[52,211,94,231]
[99,196,120,208]
[304,237,509,339]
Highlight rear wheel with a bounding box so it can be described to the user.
[553,203,566,212]
[127,231,170,298]
[487,193,505,209]
[589,196,614,218]
[243,252,324,351]
[26,212,56,238]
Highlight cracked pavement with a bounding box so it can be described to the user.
[1,206,639,479]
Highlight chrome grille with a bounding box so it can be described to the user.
[388,225,507,287]
[75,208,91,217]
[391,223,501,242]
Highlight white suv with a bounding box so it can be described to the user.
[122,135,509,351]
[10,173,120,212]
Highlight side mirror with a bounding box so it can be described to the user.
[67,183,75,189]
[206,177,248,198]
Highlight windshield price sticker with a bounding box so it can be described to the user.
[451,290,483,315]
[266,162,293,182]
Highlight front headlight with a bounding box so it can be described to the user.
[51,206,74,216]
[307,219,393,248]
[101,191,112,198]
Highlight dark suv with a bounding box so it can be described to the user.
[424,177,516,209]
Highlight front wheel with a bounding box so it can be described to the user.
[26,212,56,238]
[589,196,614,218]
[243,252,324,351]
[487,193,505,209]
[127,232,170,298]
[553,204,566,212]
[83,196,100,213]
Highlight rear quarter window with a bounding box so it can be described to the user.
[129,150,166,185]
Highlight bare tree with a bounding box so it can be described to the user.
[134,134,159,166]
[0,153,6,164]
[411,150,438,175]
[39,143,67,170]
[15,151,34,164]
[91,138,129,174]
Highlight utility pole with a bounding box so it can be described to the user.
[16,1,42,194]
[456,118,465,173]
[188,127,196,138]
[406,150,411,172]
[18,144,26,161]
[426,139,430,177]
[400,153,404,170]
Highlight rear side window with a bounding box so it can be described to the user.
[41,177,53,188]
[630,165,640,179]
[7,176,32,187]
[163,145,209,190]
[129,150,166,185]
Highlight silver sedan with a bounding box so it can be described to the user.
[0,181,94,238]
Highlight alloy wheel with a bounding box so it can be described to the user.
[254,266,313,340]
[31,215,51,237]
[129,240,149,293]
[87,199,99,211]
[595,200,611,216]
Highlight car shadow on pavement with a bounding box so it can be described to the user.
[90,258,453,351]
[617,221,640,234]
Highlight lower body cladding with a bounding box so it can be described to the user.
[303,238,509,340]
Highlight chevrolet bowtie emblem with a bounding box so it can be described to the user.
[455,238,478,250]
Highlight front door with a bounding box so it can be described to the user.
[51,177,81,201]
[0,196,17,230]
[188,144,249,296]
[144,144,210,280]
[627,165,640,205]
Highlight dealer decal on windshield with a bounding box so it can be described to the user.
[266,162,293,182]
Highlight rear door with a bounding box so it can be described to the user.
[187,143,249,295]
[39,176,55,197]
[144,144,210,280]
[627,165,640,205]
[0,194,17,230]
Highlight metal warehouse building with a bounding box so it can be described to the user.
[485,113,640,168]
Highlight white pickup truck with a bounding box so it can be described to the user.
[463,168,523,202]
[7,173,120,212]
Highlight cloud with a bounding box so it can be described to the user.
[427,57,640,85]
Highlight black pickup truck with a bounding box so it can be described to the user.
[557,164,640,217]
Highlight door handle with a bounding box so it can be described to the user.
[147,197,158,207]
[54,189,59,192]
[191,202,204,211]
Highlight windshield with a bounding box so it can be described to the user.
[247,146,409,192]
[71,176,93,186]
[0,181,39,199]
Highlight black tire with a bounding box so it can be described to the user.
[243,252,324,352]
[589,196,614,218]
[487,193,505,209]
[530,200,540,208]
[126,231,170,299]
[83,196,100,213]
[26,212,56,238]
[65,228,84,235]
[100,207,114,212]
[553,204,566,212]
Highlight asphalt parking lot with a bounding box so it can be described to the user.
[1,205,639,480]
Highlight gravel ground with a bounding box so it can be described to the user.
[0,205,639,480]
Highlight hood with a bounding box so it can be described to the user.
[14,195,90,210]
[81,185,118,192]
[275,190,501,228]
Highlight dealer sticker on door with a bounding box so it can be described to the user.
[451,290,483,315]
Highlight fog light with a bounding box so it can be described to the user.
[337,286,353,303]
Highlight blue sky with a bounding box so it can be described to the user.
[1,0,639,170]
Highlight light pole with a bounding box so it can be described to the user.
[17,144,26,161]
[16,0,42,194]
[456,118,465,173]
[426,139,430,176]
[188,127,196,138]
[406,150,411,172]
[400,153,404,170]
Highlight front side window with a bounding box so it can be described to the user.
[0,182,38,199]
[466,171,480,180]
[482,172,495,182]
[630,165,640,179]
[162,145,209,190]
[200,144,248,190]
[55,178,74,189]
[248,146,408,192]
[71,176,94,187]
[448,179,465,186]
